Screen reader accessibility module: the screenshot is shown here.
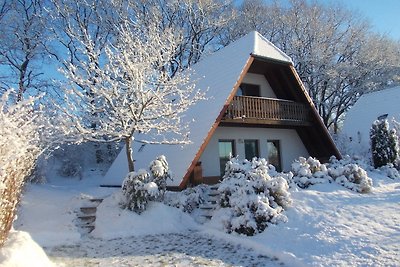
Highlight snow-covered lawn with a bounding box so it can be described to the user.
[249,179,400,266]
[3,169,400,266]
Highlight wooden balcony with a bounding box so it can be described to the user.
[222,96,311,126]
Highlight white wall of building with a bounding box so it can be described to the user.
[341,86,400,157]
[241,73,277,98]
[199,126,309,176]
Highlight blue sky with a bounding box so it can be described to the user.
[318,0,400,41]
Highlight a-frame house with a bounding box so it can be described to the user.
[102,31,340,189]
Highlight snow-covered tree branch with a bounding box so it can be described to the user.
[57,20,205,172]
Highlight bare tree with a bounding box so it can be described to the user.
[46,0,125,92]
[0,0,50,101]
[224,0,400,132]
[56,19,205,172]
[131,0,234,75]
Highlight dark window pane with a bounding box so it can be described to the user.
[267,140,281,171]
[244,139,259,160]
[238,83,260,97]
[219,140,235,176]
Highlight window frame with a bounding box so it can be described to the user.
[238,83,261,97]
[267,140,282,172]
[244,139,260,161]
[218,139,236,176]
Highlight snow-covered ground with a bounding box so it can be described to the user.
[3,168,400,266]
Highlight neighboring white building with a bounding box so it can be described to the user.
[102,31,340,189]
[341,86,400,156]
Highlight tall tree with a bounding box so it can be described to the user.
[131,0,234,75]
[57,19,205,172]
[0,0,51,101]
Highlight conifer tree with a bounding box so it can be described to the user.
[370,119,398,168]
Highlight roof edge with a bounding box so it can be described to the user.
[288,65,341,159]
[178,56,255,189]
[253,31,293,64]
[251,54,293,66]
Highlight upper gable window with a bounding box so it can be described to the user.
[237,83,260,97]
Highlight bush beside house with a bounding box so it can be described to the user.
[370,119,399,168]
[120,156,170,214]
[217,157,292,236]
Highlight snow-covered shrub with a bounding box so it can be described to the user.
[370,119,398,168]
[0,92,44,247]
[120,156,170,214]
[291,156,372,193]
[164,185,208,213]
[290,157,332,188]
[218,157,291,236]
[57,158,83,178]
[329,161,372,193]
[149,155,170,200]
[378,163,400,179]
[289,156,373,193]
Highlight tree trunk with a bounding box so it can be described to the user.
[17,60,29,102]
[125,137,134,172]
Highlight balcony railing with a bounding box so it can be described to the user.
[223,96,311,125]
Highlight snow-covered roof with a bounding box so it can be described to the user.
[102,31,293,187]
[342,86,400,148]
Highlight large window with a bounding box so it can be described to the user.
[219,140,235,176]
[238,83,260,97]
[267,140,281,171]
[244,139,259,160]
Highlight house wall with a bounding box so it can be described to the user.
[199,126,309,176]
[241,73,277,98]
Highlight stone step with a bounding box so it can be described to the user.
[208,196,219,202]
[81,225,95,233]
[80,206,97,215]
[209,185,219,190]
[77,215,96,225]
[199,204,217,210]
[89,198,104,204]
[204,214,213,220]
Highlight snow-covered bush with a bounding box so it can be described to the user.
[120,156,170,214]
[164,185,208,213]
[289,156,373,193]
[329,157,372,193]
[290,157,332,188]
[378,163,400,179]
[217,157,291,236]
[57,158,83,178]
[370,119,398,168]
[149,155,170,200]
[0,92,43,247]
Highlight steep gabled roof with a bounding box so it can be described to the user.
[101,31,337,188]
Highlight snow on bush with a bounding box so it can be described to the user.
[0,92,44,247]
[164,185,209,213]
[120,156,170,214]
[370,119,399,168]
[217,157,291,236]
[377,163,400,179]
[289,156,373,193]
[291,157,332,188]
